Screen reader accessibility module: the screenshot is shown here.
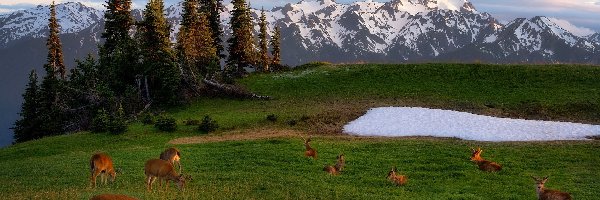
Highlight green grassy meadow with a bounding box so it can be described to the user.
[1,63,600,199]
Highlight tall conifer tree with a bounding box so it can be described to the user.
[270,26,281,65]
[100,0,138,95]
[12,70,42,143]
[227,0,256,77]
[177,0,217,82]
[139,0,181,105]
[38,1,67,137]
[47,1,66,80]
[258,9,270,72]
[201,0,225,60]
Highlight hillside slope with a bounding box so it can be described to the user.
[1,63,599,199]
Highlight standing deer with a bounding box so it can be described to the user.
[302,136,317,159]
[90,153,116,188]
[387,166,408,186]
[144,159,187,191]
[470,147,502,172]
[160,147,182,174]
[532,176,572,200]
[90,194,138,200]
[323,154,345,175]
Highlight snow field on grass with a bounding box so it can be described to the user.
[343,107,600,141]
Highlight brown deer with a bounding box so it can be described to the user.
[323,154,345,175]
[470,147,502,172]
[387,166,407,186]
[160,147,181,174]
[90,194,139,200]
[302,136,317,159]
[90,153,116,188]
[144,159,187,191]
[532,176,572,200]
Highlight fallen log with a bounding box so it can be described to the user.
[202,78,271,100]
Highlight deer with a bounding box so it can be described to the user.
[90,153,116,188]
[90,194,139,200]
[144,158,187,192]
[301,136,317,159]
[160,147,182,174]
[470,147,502,172]
[387,166,408,186]
[323,154,345,175]
[531,176,572,200]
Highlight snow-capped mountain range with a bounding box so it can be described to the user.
[0,0,599,65]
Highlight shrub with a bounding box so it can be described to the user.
[91,107,128,134]
[287,119,297,126]
[155,115,177,132]
[108,105,128,135]
[91,109,110,133]
[266,114,278,122]
[141,113,156,125]
[198,115,219,133]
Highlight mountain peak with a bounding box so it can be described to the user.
[384,0,474,15]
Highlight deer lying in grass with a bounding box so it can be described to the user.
[90,194,138,200]
[90,153,116,188]
[160,147,181,174]
[302,136,317,159]
[144,159,187,191]
[470,147,502,172]
[387,166,407,186]
[323,154,345,175]
[532,176,572,200]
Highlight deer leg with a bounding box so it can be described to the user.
[90,170,101,188]
[146,176,155,191]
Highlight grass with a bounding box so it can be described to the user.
[1,63,600,199]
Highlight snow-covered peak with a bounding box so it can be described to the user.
[0,2,103,46]
[587,33,600,44]
[548,17,596,37]
[384,0,474,15]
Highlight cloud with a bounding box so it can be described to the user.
[548,17,596,37]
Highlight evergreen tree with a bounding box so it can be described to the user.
[37,1,68,137]
[99,0,139,96]
[177,0,217,83]
[47,1,66,80]
[258,8,270,72]
[12,70,42,143]
[201,0,225,60]
[68,55,106,131]
[139,0,181,105]
[270,26,282,65]
[227,0,257,78]
[101,0,134,52]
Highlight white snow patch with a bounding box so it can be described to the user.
[343,107,600,142]
[548,17,595,37]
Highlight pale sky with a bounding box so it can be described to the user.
[0,0,599,32]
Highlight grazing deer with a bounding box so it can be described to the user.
[532,176,572,200]
[144,159,187,191]
[90,194,139,200]
[323,154,345,175]
[470,147,502,172]
[302,136,317,159]
[160,147,182,174]
[387,166,407,186]
[90,153,116,188]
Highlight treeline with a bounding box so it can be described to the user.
[12,0,283,143]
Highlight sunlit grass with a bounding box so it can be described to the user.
[1,63,599,199]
